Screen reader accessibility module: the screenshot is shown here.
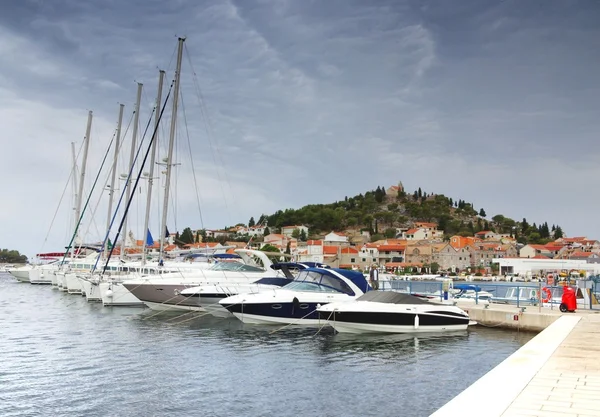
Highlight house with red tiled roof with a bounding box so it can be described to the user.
[568,251,600,261]
[449,236,478,249]
[376,244,406,266]
[281,225,309,238]
[475,231,496,240]
[386,182,404,197]
[264,233,297,251]
[519,244,559,259]
[403,228,424,240]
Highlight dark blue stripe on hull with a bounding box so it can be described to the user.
[318,311,469,327]
[224,301,324,320]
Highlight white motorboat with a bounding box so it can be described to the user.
[219,267,370,325]
[8,265,34,282]
[179,262,325,317]
[121,249,290,311]
[316,291,472,334]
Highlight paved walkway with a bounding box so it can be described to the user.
[502,314,600,417]
[431,313,600,417]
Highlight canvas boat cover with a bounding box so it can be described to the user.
[356,290,432,305]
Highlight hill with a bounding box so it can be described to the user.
[250,183,563,245]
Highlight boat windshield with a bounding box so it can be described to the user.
[284,270,354,295]
[209,261,265,273]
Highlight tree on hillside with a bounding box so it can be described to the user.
[180,227,194,244]
[248,217,255,227]
[384,228,396,238]
[260,244,279,253]
[374,186,385,203]
[195,230,201,243]
[0,249,27,263]
[418,187,422,199]
[413,191,418,201]
[521,218,529,232]
[299,229,307,241]
[479,208,486,217]
[291,228,300,239]
[554,226,564,239]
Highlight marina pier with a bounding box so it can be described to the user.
[432,313,600,416]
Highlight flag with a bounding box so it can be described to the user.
[107,239,113,249]
[146,229,154,247]
[165,226,170,238]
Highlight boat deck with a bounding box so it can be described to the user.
[431,312,600,417]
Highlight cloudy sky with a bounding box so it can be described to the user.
[1,0,599,258]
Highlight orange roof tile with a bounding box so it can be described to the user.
[341,247,359,254]
[323,246,339,255]
[571,251,594,257]
[406,228,418,234]
[307,240,322,246]
[378,245,406,251]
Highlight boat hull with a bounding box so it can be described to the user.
[318,310,470,334]
[123,283,202,309]
[225,301,324,325]
[144,301,204,312]
[99,282,144,307]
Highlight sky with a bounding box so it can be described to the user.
[1,0,599,258]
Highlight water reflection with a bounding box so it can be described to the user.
[0,274,535,417]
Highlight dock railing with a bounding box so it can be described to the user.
[377,278,599,310]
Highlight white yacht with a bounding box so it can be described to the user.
[219,267,370,325]
[179,262,326,317]
[121,250,288,311]
[316,291,472,334]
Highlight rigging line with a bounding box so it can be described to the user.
[39,139,86,255]
[100,79,175,274]
[179,90,205,230]
[183,45,236,223]
[61,120,119,265]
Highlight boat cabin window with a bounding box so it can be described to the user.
[210,262,264,273]
[285,271,354,295]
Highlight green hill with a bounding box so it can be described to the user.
[252,184,563,245]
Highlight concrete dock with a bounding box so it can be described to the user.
[431,313,600,417]
[457,301,567,332]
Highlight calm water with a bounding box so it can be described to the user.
[0,273,534,417]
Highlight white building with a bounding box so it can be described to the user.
[324,231,348,244]
[281,225,308,238]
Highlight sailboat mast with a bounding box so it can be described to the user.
[70,142,78,259]
[159,37,185,261]
[142,70,165,266]
[105,104,124,258]
[74,110,92,243]
[121,83,143,259]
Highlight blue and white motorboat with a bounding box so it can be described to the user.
[180,262,329,318]
[219,267,370,325]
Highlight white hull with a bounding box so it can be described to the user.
[231,312,327,326]
[10,269,31,282]
[100,283,144,307]
[65,273,83,294]
[200,299,232,318]
[79,279,102,302]
[144,301,204,312]
[329,321,469,334]
[57,273,68,291]
[29,269,53,285]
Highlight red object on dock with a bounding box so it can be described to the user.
[560,286,577,312]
